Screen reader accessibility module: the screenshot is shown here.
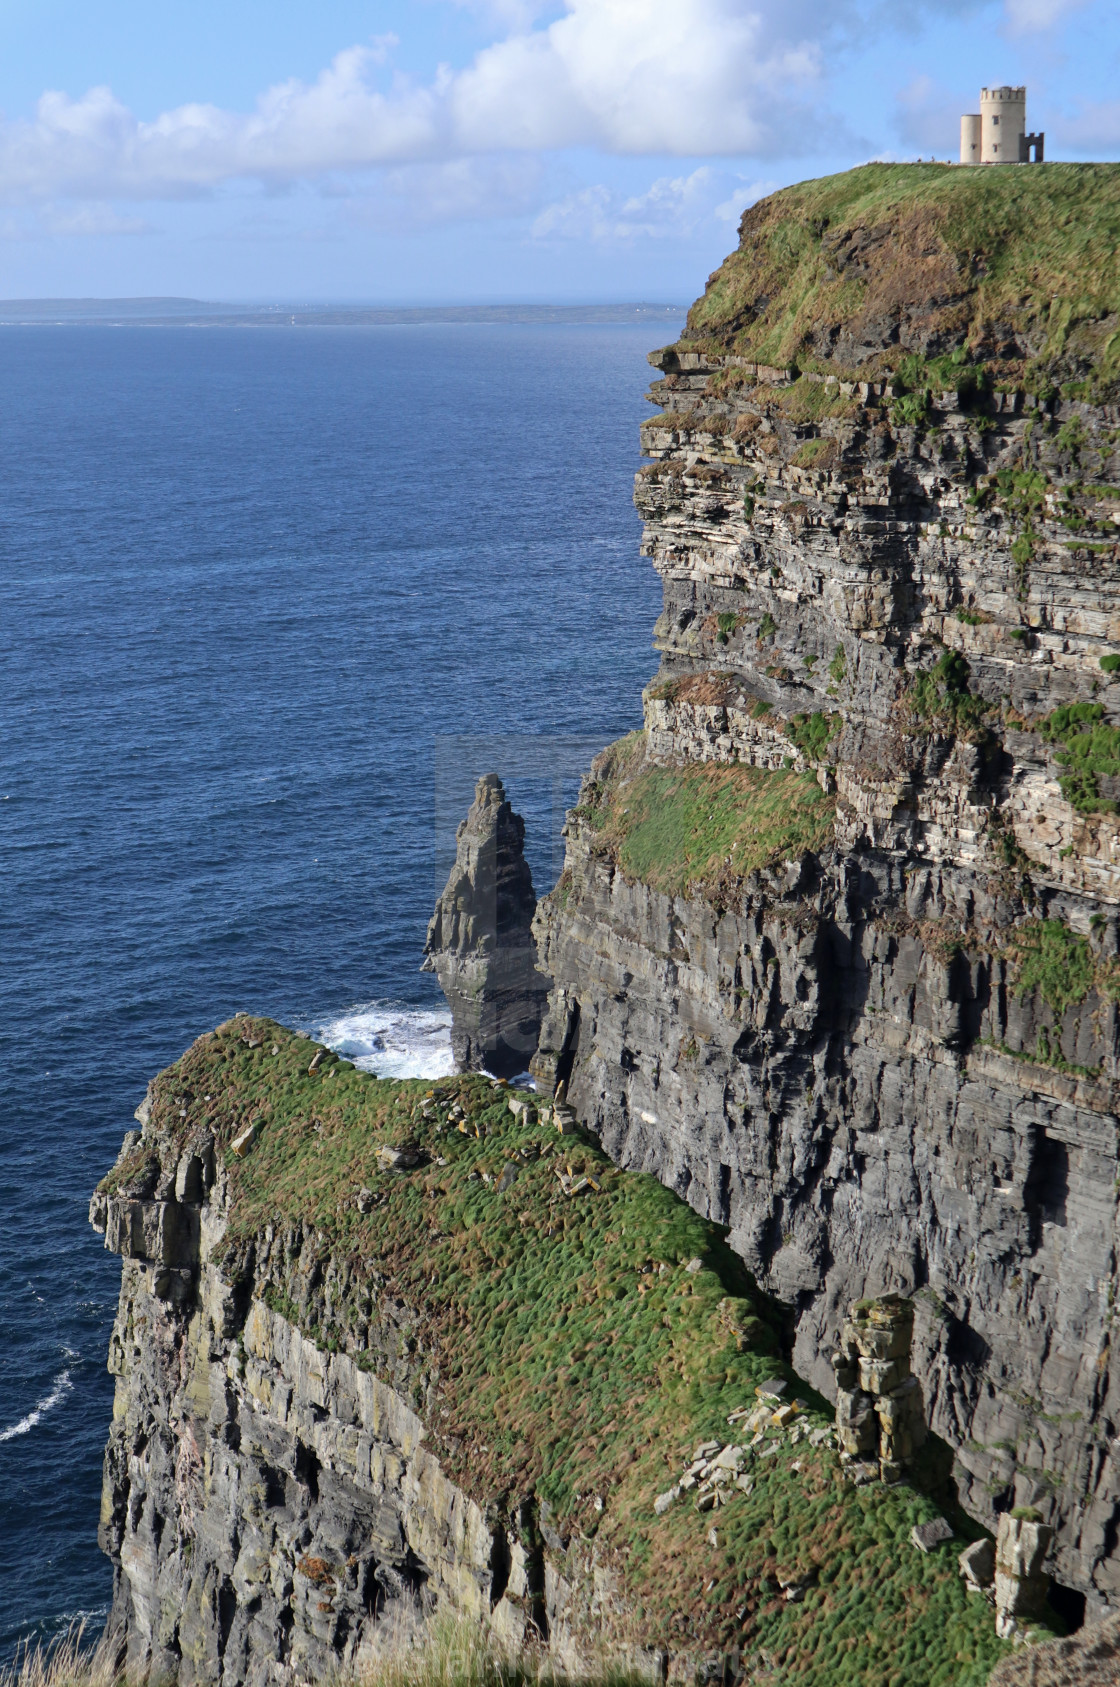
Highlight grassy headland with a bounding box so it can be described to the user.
[98,1014,1031,1685]
[677,162,1120,396]
[571,732,835,898]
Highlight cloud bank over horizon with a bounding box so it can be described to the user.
[1,0,1106,207]
[1,3,826,207]
[0,0,1113,298]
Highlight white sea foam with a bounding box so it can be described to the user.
[0,1368,72,1444]
[312,1001,455,1081]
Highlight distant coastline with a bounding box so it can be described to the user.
[0,298,685,328]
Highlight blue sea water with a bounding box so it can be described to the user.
[0,318,679,1656]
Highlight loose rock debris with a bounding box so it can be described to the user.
[654,1385,837,1514]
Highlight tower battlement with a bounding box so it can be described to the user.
[960,84,1043,164]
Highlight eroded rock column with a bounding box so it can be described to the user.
[994,1510,1055,1639]
[423,774,551,1079]
[832,1295,927,1482]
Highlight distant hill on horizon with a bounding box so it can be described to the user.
[0,298,685,327]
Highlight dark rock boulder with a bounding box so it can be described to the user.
[423,773,550,1078]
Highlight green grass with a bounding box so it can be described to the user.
[784,711,841,758]
[1009,920,1096,1018]
[677,162,1120,391]
[790,436,838,470]
[110,1018,1017,1685]
[983,1035,1100,1081]
[770,378,859,425]
[992,467,1048,513]
[576,736,835,895]
[1035,702,1120,813]
[0,1615,648,1687]
[987,917,1120,1071]
[892,388,932,427]
[906,650,989,737]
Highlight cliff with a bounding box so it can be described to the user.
[531,163,1120,1619]
[89,1015,1008,1686]
[423,774,550,1078]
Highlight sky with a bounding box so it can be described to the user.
[0,0,1117,302]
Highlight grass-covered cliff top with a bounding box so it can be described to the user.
[101,1015,1029,1686]
[570,730,834,899]
[678,163,1120,393]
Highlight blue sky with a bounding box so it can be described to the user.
[0,0,1116,302]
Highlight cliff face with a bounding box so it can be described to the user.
[89,1129,502,1687]
[90,1017,1008,1687]
[88,1039,645,1686]
[532,163,1120,1615]
[424,774,550,1079]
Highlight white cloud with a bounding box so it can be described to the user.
[1058,100,1120,151]
[1002,0,1087,31]
[531,167,775,241]
[350,155,547,228]
[0,202,155,240]
[714,178,779,223]
[893,75,965,155]
[40,203,153,236]
[0,1,848,205]
[448,1,824,156]
[440,0,559,26]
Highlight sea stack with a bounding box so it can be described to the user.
[423,773,550,1078]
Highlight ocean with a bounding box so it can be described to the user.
[0,315,680,1656]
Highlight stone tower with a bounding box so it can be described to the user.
[832,1295,927,1482]
[960,86,1043,164]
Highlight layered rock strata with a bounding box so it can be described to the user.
[994,1511,1056,1639]
[90,1017,1009,1686]
[88,1079,644,1685]
[424,774,550,1078]
[531,165,1120,1613]
[832,1294,926,1483]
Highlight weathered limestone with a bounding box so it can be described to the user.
[423,774,550,1079]
[987,1608,1120,1685]
[530,266,1120,1611]
[832,1295,926,1482]
[89,1115,653,1686]
[995,1510,1056,1639]
[960,1536,997,1596]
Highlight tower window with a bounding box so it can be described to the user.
[993,115,1000,125]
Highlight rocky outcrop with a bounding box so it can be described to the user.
[424,774,550,1078]
[531,166,1120,1617]
[91,1017,1010,1685]
[832,1294,926,1484]
[87,1079,652,1687]
[995,1511,1056,1639]
[988,1609,1120,1685]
